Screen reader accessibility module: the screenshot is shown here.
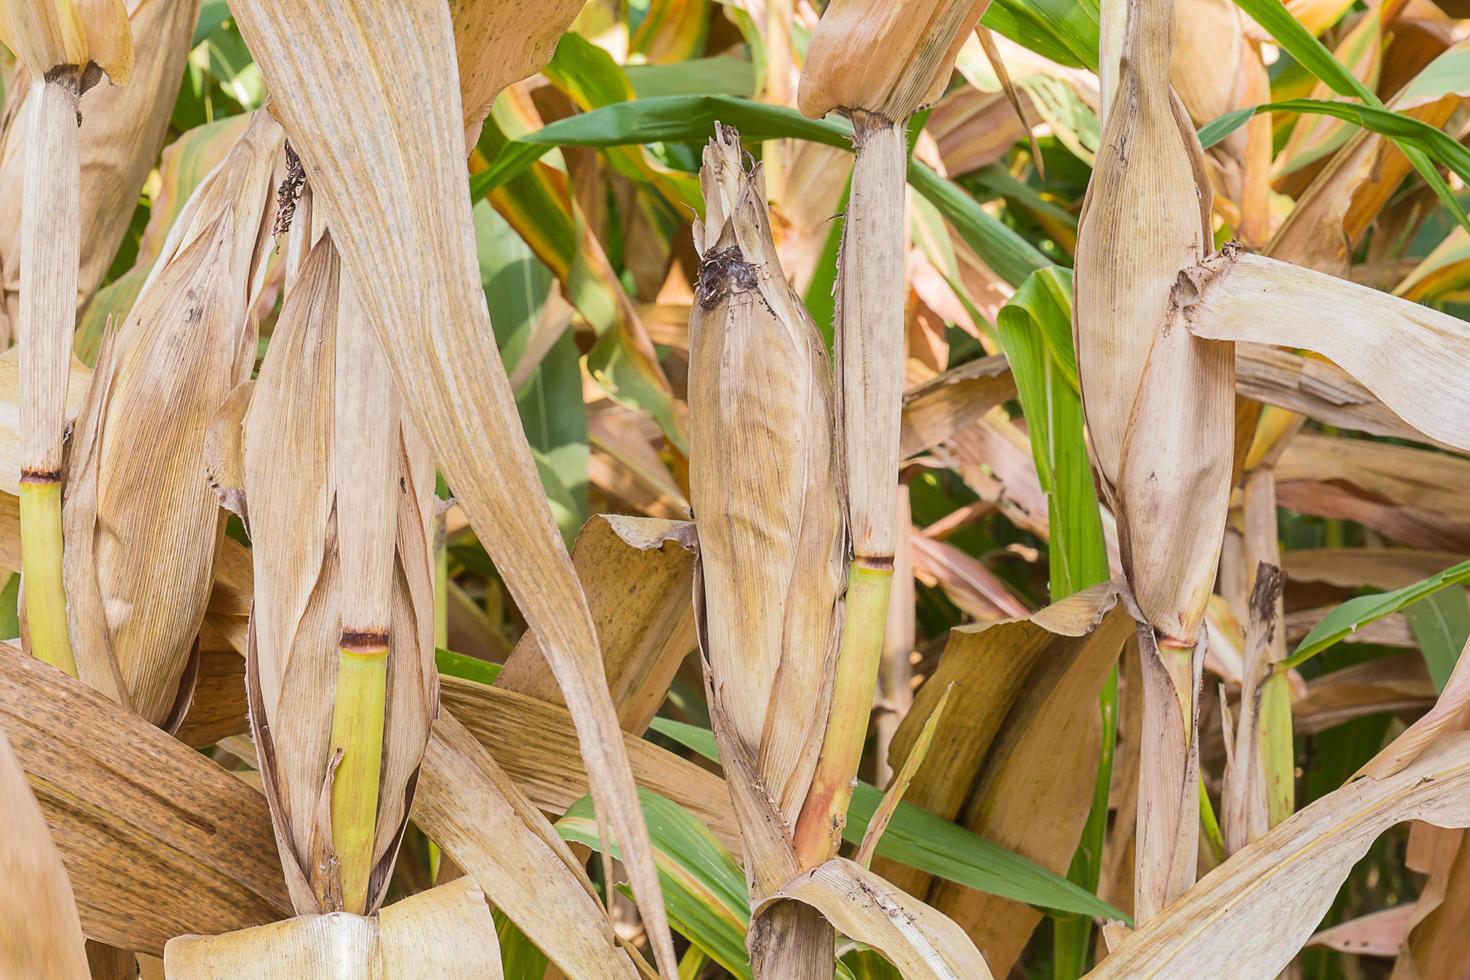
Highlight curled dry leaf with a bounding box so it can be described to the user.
[228,3,676,967]
[164,875,501,980]
[1181,249,1470,453]
[875,583,1127,896]
[757,857,993,980]
[496,514,697,736]
[1093,732,1470,977]
[0,0,132,82]
[798,0,989,123]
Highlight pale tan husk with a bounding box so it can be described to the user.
[688,124,845,978]
[62,108,281,724]
[228,232,436,916]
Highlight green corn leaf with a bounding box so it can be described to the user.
[1286,558,1470,669]
[472,95,1049,287]
[646,717,1128,923]
[558,790,752,979]
[1404,587,1470,694]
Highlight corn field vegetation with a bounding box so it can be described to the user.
[9,0,1470,977]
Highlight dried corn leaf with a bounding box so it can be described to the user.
[164,876,501,979]
[927,587,1131,971]
[440,675,741,853]
[413,710,641,980]
[758,857,993,980]
[228,4,675,965]
[875,583,1127,898]
[1284,548,1469,592]
[1183,250,1470,453]
[1293,652,1434,736]
[799,0,989,121]
[900,353,1015,458]
[0,0,132,80]
[450,0,585,150]
[0,646,290,954]
[1093,732,1470,977]
[497,515,697,735]
[0,718,88,979]
[1357,635,1470,780]
[1274,434,1470,550]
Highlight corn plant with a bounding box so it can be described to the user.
[6,1,1470,978]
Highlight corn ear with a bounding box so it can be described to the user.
[688,123,845,978]
[1077,0,1234,922]
[1076,0,1234,643]
[228,232,436,917]
[228,4,677,967]
[61,109,280,723]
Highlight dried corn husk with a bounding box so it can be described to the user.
[164,876,501,980]
[798,0,989,122]
[218,232,436,917]
[227,4,677,967]
[689,123,845,978]
[62,109,281,723]
[1078,0,1230,642]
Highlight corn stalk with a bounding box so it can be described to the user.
[794,0,991,870]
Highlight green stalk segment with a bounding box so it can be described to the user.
[19,478,76,676]
[329,636,389,914]
[794,559,894,864]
